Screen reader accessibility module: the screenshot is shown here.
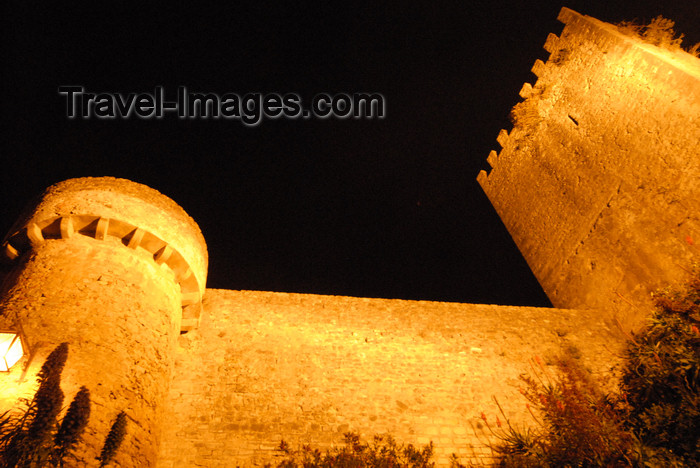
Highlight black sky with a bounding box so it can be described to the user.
[2,1,699,306]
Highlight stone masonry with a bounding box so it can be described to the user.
[0,178,207,466]
[478,7,700,329]
[1,6,698,468]
[157,290,623,467]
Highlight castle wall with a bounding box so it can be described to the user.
[478,8,700,327]
[157,289,624,467]
[4,8,698,465]
[0,177,208,466]
[1,237,181,466]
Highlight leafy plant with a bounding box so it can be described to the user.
[271,432,434,468]
[463,357,636,467]
[617,15,700,56]
[620,276,700,466]
[0,343,128,467]
[469,274,700,467]
[1,342,70,467]
[641,16,684,49]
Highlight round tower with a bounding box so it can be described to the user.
[0,177,207,466]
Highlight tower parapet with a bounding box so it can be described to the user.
[478,7,700,326]
[0,177,207,466]
[1,8,698,467]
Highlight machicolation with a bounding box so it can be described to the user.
[0,7,698,467]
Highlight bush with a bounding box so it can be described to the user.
[620,276,700,466]
[469,357,635,467]
[265,276,700,467]
[0,343,128,468]
[480,274,700,467]
[271,432,434,468]
[617,16,699,56]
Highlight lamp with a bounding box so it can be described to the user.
[0,332,24,371]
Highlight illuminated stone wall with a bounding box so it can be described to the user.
[478,7,700,328]
[2,6,698,467]
[0,177,207,467]
[156,290,623,467]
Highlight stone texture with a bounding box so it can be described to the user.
[478,7,700,329]
[0,177,208,467]
[157,290,624,467]
[6,176,208,299]
[2,7,699,467]
[0,237,180,466]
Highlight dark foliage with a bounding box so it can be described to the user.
[0,343,69,467]
[475,274,700,467]
[98,411,127,467]
[0,343,124,468]
[52,386,91,466]
[464,358,635,467]
[35,343,69,386]
[271,432,434,468]
[621,276,700,466]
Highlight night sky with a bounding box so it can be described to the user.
[2,2,699,306]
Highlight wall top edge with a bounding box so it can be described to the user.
[204,288,590,312]
[557,6,700,79]
[3,177,209,293]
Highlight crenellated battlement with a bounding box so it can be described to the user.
[3,213,203,331]
[0,7,698,467]
[478,7,700,328]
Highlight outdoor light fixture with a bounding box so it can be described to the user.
[0,332,24,372]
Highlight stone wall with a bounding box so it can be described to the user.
[4,7,698,465]
[478,7,700,329]
[157,289,624,467]
[2,177,209,330]
[0,177,208,466]
[0,236,180,466]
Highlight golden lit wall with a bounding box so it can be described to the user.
[2,6,697,467]
[478,7,700,327]
[0,177,207,467]
[0,178,624,468]
[157,290,622,467]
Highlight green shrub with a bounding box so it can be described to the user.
[478,274,700,467]
[620,276,700,466]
